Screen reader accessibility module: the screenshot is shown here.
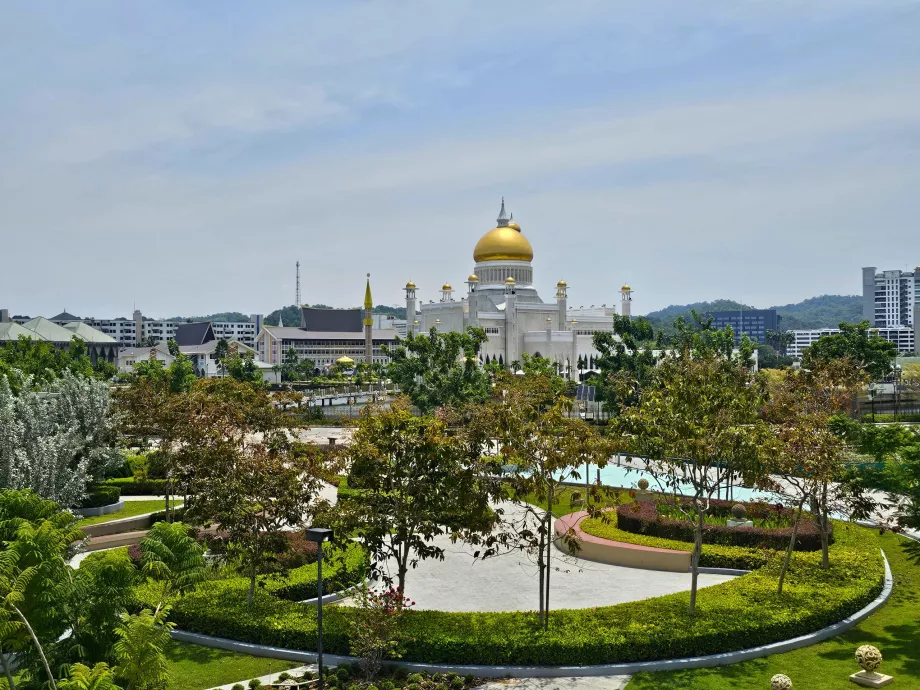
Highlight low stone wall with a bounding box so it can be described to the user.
[81,513,155,538]
[74,500,124,517]
[554,510,691,573]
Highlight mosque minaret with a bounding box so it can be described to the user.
[404,200,632,378]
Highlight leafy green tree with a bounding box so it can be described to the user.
[113,608,174,690]
[802,320,897,381]
[59,663,122,690]
[468,373,614,628]
[214,339,230,378]
[225,350,263,386]
[383,327,490,414]
[590,315,660,417]
[338,397,498,595]
[139,521,206,614]
[618,328,772,616]
[0,335,103,392]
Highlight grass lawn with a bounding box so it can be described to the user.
[625,532,920,689]
[76,499,181,527]
[522,483,631,517]
[164,639,300,690]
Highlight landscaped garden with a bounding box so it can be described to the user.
[76,498,181,528]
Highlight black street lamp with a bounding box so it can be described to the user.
[306,527,333,690]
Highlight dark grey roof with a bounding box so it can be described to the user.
[50,311,81,321]
[174,321,215,347]
[300,307,362,332]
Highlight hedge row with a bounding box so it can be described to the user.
[79,484,122,509]
[145,524,883,666]
[615,499,826,552]
[861,413,920,423]
[102,477,169,495]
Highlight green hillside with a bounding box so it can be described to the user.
[643,295,861,332]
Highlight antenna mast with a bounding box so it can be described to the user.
[295,261,301,306]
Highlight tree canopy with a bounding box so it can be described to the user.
[801,320,897,381]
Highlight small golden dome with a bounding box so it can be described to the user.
[505,276,516,285]
[507,220,521,232]
[621,284,631,292]
[442,283,452,291]
[336,355,354,365]
[468,273,479,282]
[405,280,417,289]
[473,226,534,262]
[556,280,567,287]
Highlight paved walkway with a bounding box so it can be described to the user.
[348,502,736,613]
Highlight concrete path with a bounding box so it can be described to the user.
[351,502,736,613]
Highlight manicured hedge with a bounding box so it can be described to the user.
[102,477,169,495]
[145,524,883,666]
[862,413,920,423]
[79,484,122,508]
[615,499,827,552]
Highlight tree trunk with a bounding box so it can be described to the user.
[777,496,806,595]
[688,507,704,617]
[537,520,546,627]
[544,484,554,630]
[397,541,411,596]
[12,604,57,690]
[1,647,16,690]
[812,485,830,569]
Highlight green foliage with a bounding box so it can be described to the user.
[802,320,897,381]
[0,335,109,392]
[58,662,122,690]
[265,305,302,327]
[101,477,169,495]
[382,327,490,413]
[113,608,175,690]
[589,315,660,416]
[140,522,207,614]
[224,350,264,385]
[143,525,882,666]
[79,485,122,509]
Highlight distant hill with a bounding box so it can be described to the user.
[165,311,250,323]
[264,304,406,327]
[643,295,862,332]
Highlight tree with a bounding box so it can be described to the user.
[113,608,174,690]
[467,372,614,629]
[618,329,773,616]
[0,335,105,392]
[802,320,897,381]
[383,327,490,413]
[590,315,660,418]
[0,490,84,690]
[337,397,497,596]
[214,339,229,378]
[59,663,122,690]
[765,360,863,587]
[0,371,121,507]
[139,521,206,615]
[225,350,264,386]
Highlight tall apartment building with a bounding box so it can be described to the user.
[862,266,919,329]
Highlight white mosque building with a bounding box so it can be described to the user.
[404,200,632,377]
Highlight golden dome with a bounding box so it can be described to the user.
[473,226,534,262]
[336,355,354,365]
[505,276,516,285]
[442,283,452,291]
[621,284,631,292]
[468,273,479,282]
[405,280,417,289]
[507,220,521,231]
[556,279,567,287]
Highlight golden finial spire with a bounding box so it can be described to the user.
[364,273,373,310]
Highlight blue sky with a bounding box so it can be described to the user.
[2,1,920,318]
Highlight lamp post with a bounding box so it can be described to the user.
[868,383,877,423]
[305,527,333,690]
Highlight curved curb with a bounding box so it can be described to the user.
[170,550,892,678]
[74,500,124,517]
[298,582,364,606]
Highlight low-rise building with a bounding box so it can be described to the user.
[787,326,914,358]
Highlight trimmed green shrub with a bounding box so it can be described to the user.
[336,666,351,681]
[248,679,262,690]
[79,484,121,509]
[379,680,395,690]
[406,674,425,684]
[463,675,474,685]
[614,499,826,551]
[232,685,245,690]
[451,677,464,688]
[133,520,884,666]
[393,668,409,681]
[102,476,169,495]
[300,671,314,681]
[278,672,292,681]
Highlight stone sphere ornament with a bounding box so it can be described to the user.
[770,673,793,690]
[731,503,748,519]
[637,478,649,491]
[855,645,883,673]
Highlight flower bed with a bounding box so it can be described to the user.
[141,523,884,666]
[616,498,827,551]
